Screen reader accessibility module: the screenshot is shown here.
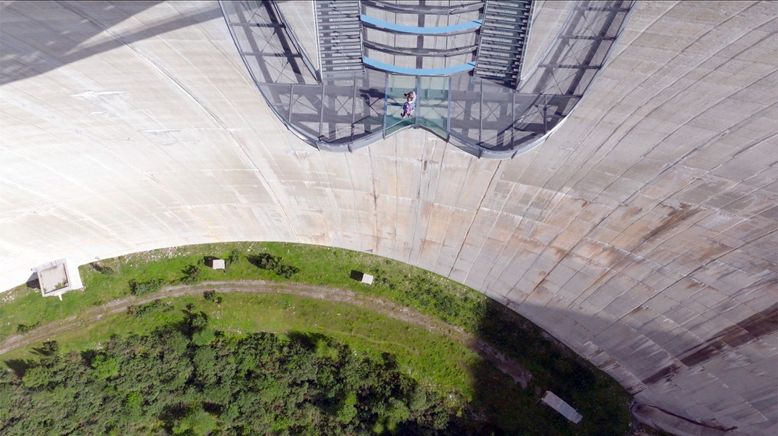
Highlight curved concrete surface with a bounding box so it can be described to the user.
[0,1,776,434]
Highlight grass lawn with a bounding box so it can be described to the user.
[1,242,484,341]
[2,294,539,431]
[0,242,631,434]
[3,293,486,409]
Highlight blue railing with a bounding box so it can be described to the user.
[360,14,481,34]
[363,57,475,76]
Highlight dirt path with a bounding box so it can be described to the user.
[0,280,531,387]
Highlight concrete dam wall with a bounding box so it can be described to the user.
[0,1,775,433]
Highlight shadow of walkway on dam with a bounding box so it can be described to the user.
[0,1,222,86]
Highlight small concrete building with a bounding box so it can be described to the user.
[350,270,374,285]
[206,258,225,270]
[32,259,83,300]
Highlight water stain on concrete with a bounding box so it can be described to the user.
[681,303,778,366]
[642,303,778,384]
[642,363,682,385]
[642,203,700,243]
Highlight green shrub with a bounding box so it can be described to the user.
[203,290,222,304]
[16,322,40,334]
[126,299,173,317]
[181,264,200,284]
[181,304,209,338]
[128,278,164,296]
[89,262,114,275]
[2,329,452,434]
[248,253,280,270]
[368,266,396,290]
[274,264,299,279]
[248,253,299,278]
[91,355,120,380]
[226,249,240,265]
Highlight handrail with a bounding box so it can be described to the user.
[311,0,322,75]
[516,0,535,88]
[357,0,365,74]
[360,14,482,35]
[363,57,476,76]
[321,114,379,142]
[361,0,483,15]
[474,0,491,78]
[219,2,316,148]
[268,0,319,81]
[383,118,415,138]
[518,0,538,85]
[363,40,478,57]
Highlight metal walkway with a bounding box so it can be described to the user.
[222,0,633,158]
[314,0,363,78]
[475,0,533,88]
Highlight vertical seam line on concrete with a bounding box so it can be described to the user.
[447,160,502,278]
[504,9,777,304]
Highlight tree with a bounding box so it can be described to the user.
[0,328,453,435]
[203,290,222,304]
[226,249,240,266]
[248,253,280,270]
[129,278,164,295]
[91,355,120,380]
[274,264,299,279]
[181,264,201,284]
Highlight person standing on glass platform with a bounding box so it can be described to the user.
[401,90,416,118]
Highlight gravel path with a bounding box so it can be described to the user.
[0,280,530,387]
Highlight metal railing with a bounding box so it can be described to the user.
[220,0,635,159]
[361,0,483,15]
[266,0,320,81]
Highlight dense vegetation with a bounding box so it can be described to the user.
[0,242,632,434]
[1,325,454,434]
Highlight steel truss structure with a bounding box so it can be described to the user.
[220,0,634,159]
